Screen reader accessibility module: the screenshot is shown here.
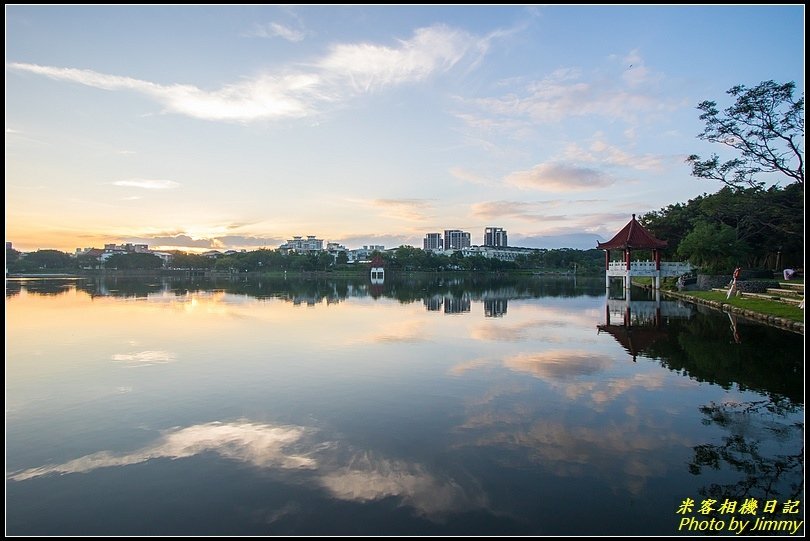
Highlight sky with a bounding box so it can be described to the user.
[5,5,805,253]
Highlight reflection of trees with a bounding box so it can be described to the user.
[6,280,22,298]
[689,399,803,526]
[6,279,74,296]
[20,275,607,304]
[644,313,803,404]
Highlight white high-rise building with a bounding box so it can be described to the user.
[444,230,471,250]
[484,227,508,247]
[423,233,443,251]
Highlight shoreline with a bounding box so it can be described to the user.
[663,290,804,335]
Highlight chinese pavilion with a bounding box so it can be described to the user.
[597,214,691,289]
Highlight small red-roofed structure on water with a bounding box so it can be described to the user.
[597,214,692,290]
[370,255,385,285]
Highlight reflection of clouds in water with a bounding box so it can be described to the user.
[111,350,177,366]
[319,452,486,515]
[8,420,483,518]
[348,319,429,344]
[503,350,614,380]
[467,419,680,495]
[448,357,492,376]
[470,321,564,343]
[8,421,316,481]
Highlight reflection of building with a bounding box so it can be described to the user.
[423,296,443,311]
[484,227,508,247]
[484,298,508,317]
[444,230,471,250]
[598,288,694,362]
[443,296,471,314]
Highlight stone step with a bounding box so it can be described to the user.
[778,282,805,292]
[766,288,804,297]
[739,292,804,306]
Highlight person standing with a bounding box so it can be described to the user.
[727,267,741,299]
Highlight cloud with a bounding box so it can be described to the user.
[317,25,475,93]
[504,163,614,192]
[561,141,665,171]
[333,233,412,249]
[111,178,180,190]
[368,198,435,221]
[449,166,493,186]
[111,350,176,366]
[471,200,566,222]
[246,22,307,42]
[455,52,678,132]
[620,49,659,88]
[8,24,486,124]
[121,233,285,251]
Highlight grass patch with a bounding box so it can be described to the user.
[683,291,805,323]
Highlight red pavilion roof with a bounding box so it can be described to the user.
[596,214,667,250]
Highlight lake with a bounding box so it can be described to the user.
[5,275,804,535]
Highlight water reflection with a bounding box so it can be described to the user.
[8,419,487,519]
[6,275,804,535]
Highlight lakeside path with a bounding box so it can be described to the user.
[664,290,804,335]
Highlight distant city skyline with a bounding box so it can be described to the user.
[6,6,803,253]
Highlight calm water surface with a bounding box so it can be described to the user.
[5,275,804,535]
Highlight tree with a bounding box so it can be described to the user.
[18,249,74,271]
[676,221,749,273]
[686,80,804,190]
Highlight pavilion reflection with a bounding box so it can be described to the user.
[598,287,695,361]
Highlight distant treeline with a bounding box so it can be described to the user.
[5,245,608,274]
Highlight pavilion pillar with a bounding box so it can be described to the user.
[624,249,631,289]
[654,249,661,289]
[605,250,610,288]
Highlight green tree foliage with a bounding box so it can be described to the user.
[6,247,21,266]
[676,222,749,273]
[641,183,802,269]
[104,252,164,270]
[13,249,75,272]
[686,80,804,190]
[169,253,215,269]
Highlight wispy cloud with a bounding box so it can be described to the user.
[111,178,180,190]
[368,198,435,221]
[561,140,665,171]
[471,200,565,222]
[245,21,307,42]
[8,24,487,124]
[122,233,285,251]
[449,166,493,186]
[504,163,615,192]
[455,52,679,132]
[317,25,475,93]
